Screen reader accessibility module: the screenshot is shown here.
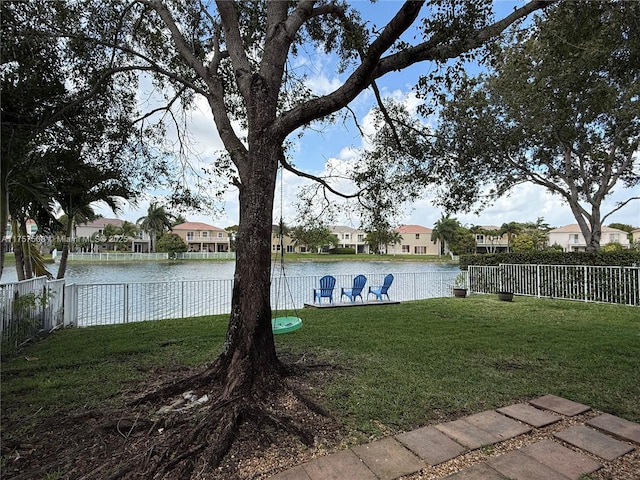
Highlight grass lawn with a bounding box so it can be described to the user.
[2,295,639,443]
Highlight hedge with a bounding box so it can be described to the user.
[459,251,640,270]
[328,247,356,255]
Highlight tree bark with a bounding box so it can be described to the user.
[56,217,73,279]
[216,139,281,397]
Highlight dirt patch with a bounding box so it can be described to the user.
[1,356,347,480]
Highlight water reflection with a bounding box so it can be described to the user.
[2,259,459,284]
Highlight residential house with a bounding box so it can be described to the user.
[547,224,630,251]
[271,225,299,254]
[172,222,230,252]
[391,225,440,255]
[74,218,150,252]
[3,219,39,252]
[632,228,640,246]
[330,226,369,254]
[473,226,510,254]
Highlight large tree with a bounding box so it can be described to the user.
[16,0,555,476]
[432,0,640,251]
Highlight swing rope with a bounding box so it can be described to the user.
[271,167,302,329]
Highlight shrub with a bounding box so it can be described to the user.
[459,250,640,270]
[328,247,355,255]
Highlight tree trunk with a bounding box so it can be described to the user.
[18,218,34,279]
[11,219,25,281]
[569,202,602,252]
[216,142,280,398]
[57,217,73,279]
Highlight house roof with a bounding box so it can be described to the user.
[78,218,123,227]
[394,224,432,234]
[330,225,359,233]
[549,224,628,234]
[172,222,224,231]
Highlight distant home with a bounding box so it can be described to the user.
[474,226,510,254]
[74,218,151,253]
[547,224,630,251]
[331,226,369,254]
[391,225,440,255]
[172,222,230,253]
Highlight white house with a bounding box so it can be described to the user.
[330,226,369,254]
[547,224,630,251]
[74,218,151,252]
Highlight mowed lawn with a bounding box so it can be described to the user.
[2,295,639,441]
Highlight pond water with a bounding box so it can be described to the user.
[2,259,459,285]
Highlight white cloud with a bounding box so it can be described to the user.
[401,183,640,230]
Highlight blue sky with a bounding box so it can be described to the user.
[98,1,639,230]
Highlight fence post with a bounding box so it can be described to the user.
[181,281,185,319]
[123,284,129,323]
[63,284,76,327]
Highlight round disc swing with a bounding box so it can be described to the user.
[271,170,302,334]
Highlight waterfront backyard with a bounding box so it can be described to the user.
[2,295,638,479]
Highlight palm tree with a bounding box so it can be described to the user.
[102,223,120,251]
[119,221,139,251]
[53,161,135,279]
[499,222,521,252]
[137,202,174,253]
[387,231,403,255]
[431,215,460,256]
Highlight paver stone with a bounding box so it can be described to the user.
[301,449,377,480]
[529,395,590,416]
[555,425,634,461]
[396,426,466,465]
[435,419,502,449]
[521,439,601,479]
[587,413,640,444]
[497,403,562,428]
[488,449,570,480]
[464,410,531,440]
[352,437,424,480]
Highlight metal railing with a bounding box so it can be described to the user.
[468,264,640,306]
[64,271,462,327]
[175,252,235,260]
[9,265,636,333]
[64,252,236,262]
[66,252,170,261]
[1,276,65,351]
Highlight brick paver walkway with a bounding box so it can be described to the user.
[268,395,640,480]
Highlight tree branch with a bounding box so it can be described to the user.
[275,0,556,138]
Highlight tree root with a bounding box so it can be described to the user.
[3,353,339,480]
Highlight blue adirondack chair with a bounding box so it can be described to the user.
[314,275,336,303]
[368,274,394,301]
[341,275,367,302]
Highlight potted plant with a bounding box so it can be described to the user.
[453,272,468,298]
[497,267,514,301]
[497,291,514,302]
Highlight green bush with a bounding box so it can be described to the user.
[460,250,640,270]
[156,233,188,256]
[328,247,355,255]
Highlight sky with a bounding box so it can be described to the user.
[96,1,640,231]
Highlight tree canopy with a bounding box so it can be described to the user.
[431,1,639,251]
